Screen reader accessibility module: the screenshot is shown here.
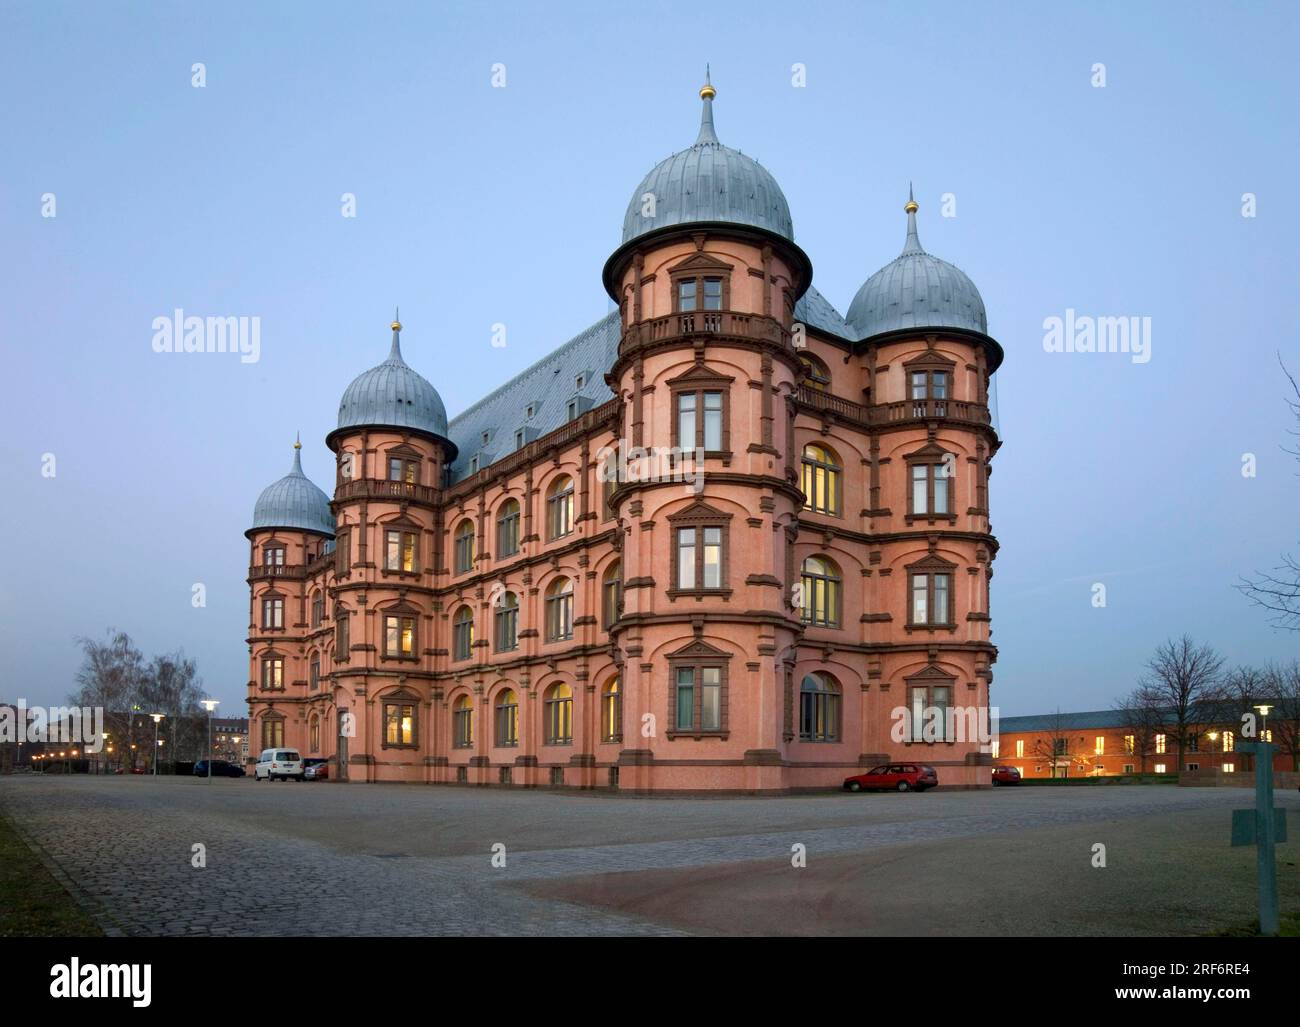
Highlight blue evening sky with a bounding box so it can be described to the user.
[1,1,1297,716]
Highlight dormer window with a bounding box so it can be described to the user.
[469,456,479,474]
[515,429,524,450]
[567,400,577,420]
[481,431,490,446]
[575,373,585,390]
[526,404,535,418]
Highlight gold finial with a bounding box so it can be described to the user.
[293,432,302,451]
[391,306,402,333]
[699,63,715,100]
[904,182,918,214]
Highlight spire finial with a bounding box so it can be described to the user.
[901,185,923,255]
[695,67,719,145]
[388,309,404,362]
[293,431,301,450]
[291,435,304,474]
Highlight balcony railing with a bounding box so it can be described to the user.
[624,310,787,350]
[334,478,440,504]
[795,386,991,427]
[248,564,307,582]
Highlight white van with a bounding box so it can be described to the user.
[256,748,304,782]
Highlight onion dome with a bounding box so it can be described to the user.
[619,68,793,245]
[846,188,987,339]
[334,314,450,439]
[249,438,335,537]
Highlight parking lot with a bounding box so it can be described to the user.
[0,776,1295,935]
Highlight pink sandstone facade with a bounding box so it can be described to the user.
[244,80,1004,792]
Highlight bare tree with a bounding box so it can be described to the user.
[1239,355,1300,628]
[70,630,148,711]
[1116,689,1164,773]
[1138,636,1225,772]
[138,651,207,762]
[1031,709,1082,779]
[1221,665,1266,771]
[1265,660,1300,772]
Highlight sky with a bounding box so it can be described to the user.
[1,0,1297,717]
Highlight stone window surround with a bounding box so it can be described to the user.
[667,501,733,600]
[903,664,959,745]
[380,688,421,749]
[380,603,421,661]
[667,362,734,458]
[905,554,958,632]
[801,442,842,517]
[666,640,731,740]
[904,442,957,524]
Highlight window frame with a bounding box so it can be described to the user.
[494,689,519,747]
[496,499,520,557]
[547,476,575,540]
[801,443,842,516]
[494,591,519,651]
[543,683,574,745]
[545,577,574,642]
[905,556,957,630]
[800,555,842,628]
[452,605,475,662]
[799,672,841,742]
[381,693,419,749]
[666,502,732,599]
[382,610,418,660]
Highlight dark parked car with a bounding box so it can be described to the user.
[992,766,1021,786]
[303,758,330,781]
[843,763,937,793]
[193,759,245,778]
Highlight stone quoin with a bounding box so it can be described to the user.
[244,75,1004,792]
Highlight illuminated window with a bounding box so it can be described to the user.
[387,455,419,484]
[1223,763,1235,773]
[801,444,841,515]
[384,614,416,658]
[1015,739,1024,758]
[991,740,1000,759]
[1124,734,1135,754]
[383,700,416,747]
[1156,734,1166,754]
[260,656,284,691]
[453,695,474,748]
[309,716,320,753]
[1095,736,1105,756]
[801,556,841,627]
[385,529,418,573]
[309,655,320,692]
[799,352,831,392]
[1223,731,1234,752]
[495,689,519,746]
[1154,763,1167,774]
[544,683,573,745]
[261,716,284,750]
[601,678,622,743]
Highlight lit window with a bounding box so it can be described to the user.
[1124,734,1135,754]
[801,444,841,515]
[799,353,831,391]
[800,556,841,627]
[453,695,474,748]
[544,683,573,745]
[1015,739,1024,758]
[1154,763,1167,774]
[384,701,416,747]
[601,678,622,743]
[260,656,284,691]
[1156,734,1166,754]
[1223,731,1234,752]
[547,476,574,539]
[384,614,416,658]
[1095,736,1105,756]
[495,689,519,746]
[385,529,417,573]
[1223,762,1235,773]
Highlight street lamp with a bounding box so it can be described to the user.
[1255,704,1273,740]
[150,714,164,777]
[200,699,220,782]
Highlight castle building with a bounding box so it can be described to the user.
[245,77,1004,792]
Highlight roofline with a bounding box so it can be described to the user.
[602,221,813,305]
[852,324,1004,374]
[325,423,459,463]
[244,525,335,541]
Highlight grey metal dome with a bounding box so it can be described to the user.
[250,443,335,537]
[621,74,793,246]
[336,318,449,437]
[846,194,987,339]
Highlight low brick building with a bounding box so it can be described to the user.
[995,709,1294,780]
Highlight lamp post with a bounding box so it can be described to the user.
[200,700,220,782]
[150,714,164,776]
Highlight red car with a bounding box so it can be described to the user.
[992,766,1021,786]
[843,763,937,793]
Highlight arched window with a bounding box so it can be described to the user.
[545,577,574,641]
[799,352,831,392]
[547,475,575,539]
[544,683,573,745]
[311,589,324,628]
[496,499,520,557]
[452,605,475,661]
[454,518,476,574]
[309,652,320,691]
[800,673,841,742]
[602,560,622,629]
[334,604,350,662]
[260,713,285,750]
[801,444,841,516]
[602,677,622,743]
[309,715,320,753]
[494,590,519,651]
[495,688,519,746]
[453,695,474,748]
[801,555,841,627]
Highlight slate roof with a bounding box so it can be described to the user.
[997,710,1135,734]
[336,329,450,439]
[445,287,863,483]
[446,311,622,482]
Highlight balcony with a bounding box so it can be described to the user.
[248,564,307,582]
[623,310,787,353]
[795,386,991,428]
[334,478,440,505]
